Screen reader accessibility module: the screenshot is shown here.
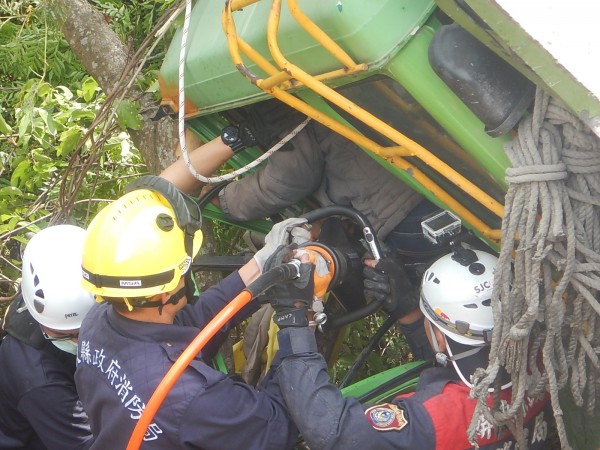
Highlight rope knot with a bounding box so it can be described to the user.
[505,162,567,184]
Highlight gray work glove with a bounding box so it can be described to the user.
[363,254,418,319]
[253,218,308,272]
[264,261,315,328]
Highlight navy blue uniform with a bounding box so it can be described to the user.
[274,327,551,450]
[75,272,298,450]
[0,297,92,450]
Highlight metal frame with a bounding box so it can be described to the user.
[223,0,504,245]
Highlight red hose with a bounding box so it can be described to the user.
[126,289,254,450]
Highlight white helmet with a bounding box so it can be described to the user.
[21,224,95,330]
[420,248,498,346]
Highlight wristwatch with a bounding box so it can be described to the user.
[221,125,246,153]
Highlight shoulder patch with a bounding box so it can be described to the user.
[364,403,408,431]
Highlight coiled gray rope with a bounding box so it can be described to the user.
[467,89,600,449]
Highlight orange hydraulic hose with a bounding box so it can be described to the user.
[126,289,254,450]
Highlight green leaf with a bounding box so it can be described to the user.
[31,148,53,164]
[55,86,74,101]
[57,128,82,157]
[0,114,12,134]
[10,159,32,188]
[116,99,143,131]
[36,81,53,99]
[5,216,22,232]
[18,114,31,137]
[80,77,98,102]
[0,186,23,198]
[35,108,59,135]
[145,79,159,93]
[62,109,95,121]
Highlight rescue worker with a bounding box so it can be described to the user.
[0,224,95,450]
[161,99,441,361]
[267,246,551,449]
[74,176,301,450]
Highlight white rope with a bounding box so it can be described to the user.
[198,118,310,183]
[177,0,194,178]
[176,0,308,184]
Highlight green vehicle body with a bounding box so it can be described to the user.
[159,1,600,447]
[159,1,513,241]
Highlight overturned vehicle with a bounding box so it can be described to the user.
[149,1,600,449]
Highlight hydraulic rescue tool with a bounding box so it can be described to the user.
[127,206,382,449]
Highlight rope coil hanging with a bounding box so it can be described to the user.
[467,89,600,449]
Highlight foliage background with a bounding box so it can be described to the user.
[0,0,176,299]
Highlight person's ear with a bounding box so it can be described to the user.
[156,292,170,305]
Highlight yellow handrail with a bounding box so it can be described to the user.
[271,0,503,216]
[221,0,503,244]
[223,0,368,87]
[230,0,260,12]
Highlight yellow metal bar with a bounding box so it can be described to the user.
[222,3,245,69]
[266,0,503,219]
[313,65,369,82]
[287,0,359,70]
[267,86,501,244]
[258,65,370,91]
[259,70,294,90]
[224,0,367,90]
[374,82,479,171]
[308,73,503,216]
[237,38,283,78]
[230,0,260,12]
[222,0,502,244]
[224,1,292,88]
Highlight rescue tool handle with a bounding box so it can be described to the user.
[246,260,301,298]
[126,261,300,450]
[301,205,382,260]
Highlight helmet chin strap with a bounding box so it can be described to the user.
[427,320,448,366]
[130,275,192,315]
[158,285,187,315]
[426,320,484,367]
[184,271,197,306]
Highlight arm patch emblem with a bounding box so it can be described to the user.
[364,403,408,431]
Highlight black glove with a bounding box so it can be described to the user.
[265,262,315,328]
[236,100,306,150]
[262,243,297,274]
[238,122,259,148]
[363,254,419,319]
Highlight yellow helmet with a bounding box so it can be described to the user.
[82,176,203,299]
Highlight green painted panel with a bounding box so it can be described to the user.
[160,0,436,115]
[340,361,428,403]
